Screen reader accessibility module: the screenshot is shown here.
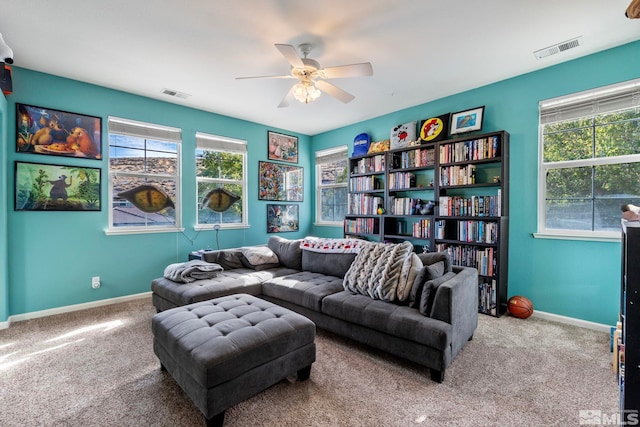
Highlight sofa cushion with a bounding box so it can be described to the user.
[417,251,452,272]
[410,260,445,308]
[202,249,245,270]
[240,246,280,270]
[261,271,344,311]
[151,268,296,307]
[267,236,302,270]
[419,271,456,316]
[321,291,452,351]
[301,250,356,279]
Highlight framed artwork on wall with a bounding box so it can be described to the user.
[267,204,299,233]
[258,161,303,202]
[449,106,485,136]
[15,161,101,211]
[267,131,298,163]
[16,103,102,160]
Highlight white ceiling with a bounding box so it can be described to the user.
[1,1,639,135]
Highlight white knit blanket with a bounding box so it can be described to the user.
[163,260,223,283]
[343,241,413,301]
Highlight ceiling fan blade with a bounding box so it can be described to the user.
[236,75,294,80]
[277,86,295,108]
[275,44,304,69]
[315,80,355,104]
[321,62,373,79]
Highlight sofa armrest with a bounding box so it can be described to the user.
[430,266,478,356]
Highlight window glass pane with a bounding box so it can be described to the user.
[594,116,640,158]
[197,181,243,224]
[543,120,593,162]
[545,199,593,231]
[320,187,347,222]
[196,149,243,180]
[320,159,348,185]
[112,175,176,227]
[109,135,178,174]
[546,167,592,199]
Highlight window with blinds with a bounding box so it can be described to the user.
[107,117,181,233]
[538,78,640,237]
[195,132,247,227]
[316,146,348,225]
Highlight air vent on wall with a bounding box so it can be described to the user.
[161,88,191,99]
[533,36,583,60]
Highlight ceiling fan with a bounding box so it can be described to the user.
[236,43,373,108]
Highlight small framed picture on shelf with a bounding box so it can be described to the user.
[268,131,298,163]
[449,106,485,136]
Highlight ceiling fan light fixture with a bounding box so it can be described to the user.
[293,81,321,104]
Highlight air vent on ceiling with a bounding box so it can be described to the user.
[161,88,191,99]
[534,36,583,60]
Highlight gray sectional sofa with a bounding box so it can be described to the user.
[151,236,478,382]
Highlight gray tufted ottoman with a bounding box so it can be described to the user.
[151,294,316,426]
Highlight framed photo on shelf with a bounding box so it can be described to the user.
[16,103,102,160]
[449,106,485,136]
[268,131,298,163]
[267,204,299,233]
[258,161,303,202]
[15,161,101,211]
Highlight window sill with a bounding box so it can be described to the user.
[105,227,185,236]
[314,222,343,227]
[533,231,620,242]
[194,224,249,231]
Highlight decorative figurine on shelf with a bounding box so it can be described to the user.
[377,204,385,215]
[429,179,434,187]
[493,176,501,183]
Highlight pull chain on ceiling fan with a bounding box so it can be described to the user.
[236,43,373,107]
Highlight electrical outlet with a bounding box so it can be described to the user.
[92,276,101,289]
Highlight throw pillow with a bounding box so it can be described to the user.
[343,241,413,301]
[396,253,423,302]
[409,261,445,308]
[420,271,456,316]
[239,246,279,270]
[267,236,302,270]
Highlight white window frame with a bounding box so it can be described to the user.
[536,78,640,241]
[107,116,182,235]
[315,145,348,226]
[195,132,248,230]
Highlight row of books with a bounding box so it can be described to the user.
[349,176,382,192]
[389,197,415,215]
[391,148,435,169]
[478,279,497,316]
[388,171,416,190]
[435,244,496,277]
[439,135,500,164]
[438,193,501,217]
[434,219,498,243]
[439,165,476,186]
[353,154,385,174]
[412,219,431,238]
[344,218,379,235]
[347,194,383,215]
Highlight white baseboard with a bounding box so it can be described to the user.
[0,292,152,330]
[531,310,611,333]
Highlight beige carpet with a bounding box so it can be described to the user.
[0,297,617,426]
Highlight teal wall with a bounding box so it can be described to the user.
[3,68,311,318]
[311,40,640,325]
[1,93,8,322]
[3,40,639,325]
